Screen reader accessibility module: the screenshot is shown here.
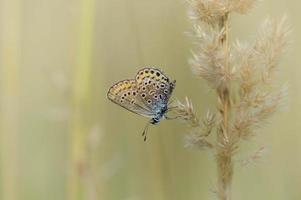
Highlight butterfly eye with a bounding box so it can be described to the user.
[141,93,146,98]
[154,95,158,99]
[156,72,160,76]
[160,84,165,88]
[142,87,146,91]
[133,91,136,96]
[164,89,169,94]
[150,70,154,74]
[147,100,152,104]
[128,92,131,95]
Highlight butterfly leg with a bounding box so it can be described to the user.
[167,106,178,110]
[168,99,175,105]
[142,121,151,141]
[164,106,181,120]
[164,115,181,120]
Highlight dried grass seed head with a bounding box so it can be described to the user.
[190,26,235,89]
[187,0,228,25]
[253,16,290,83]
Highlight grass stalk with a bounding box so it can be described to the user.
[216,13,233,200]
[0,0,21,199]
[67,0,95,199]
[176,1,289,199]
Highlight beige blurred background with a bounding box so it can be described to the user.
[0,0,300,200]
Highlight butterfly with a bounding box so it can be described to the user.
[107,67,176,141]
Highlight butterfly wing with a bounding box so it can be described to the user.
[135,67,176,109]
[107,79,155,117]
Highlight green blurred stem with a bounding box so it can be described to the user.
[68,0,95,199]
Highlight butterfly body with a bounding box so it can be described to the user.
[150,104,167,125]
[107,67,176,140]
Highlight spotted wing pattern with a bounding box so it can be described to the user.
[107,67,176,118]
[135,67,175,109]
[107,79,154,117]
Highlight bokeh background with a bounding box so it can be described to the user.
[0,0,300,200]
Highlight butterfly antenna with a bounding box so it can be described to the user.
[142,121,151,141]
